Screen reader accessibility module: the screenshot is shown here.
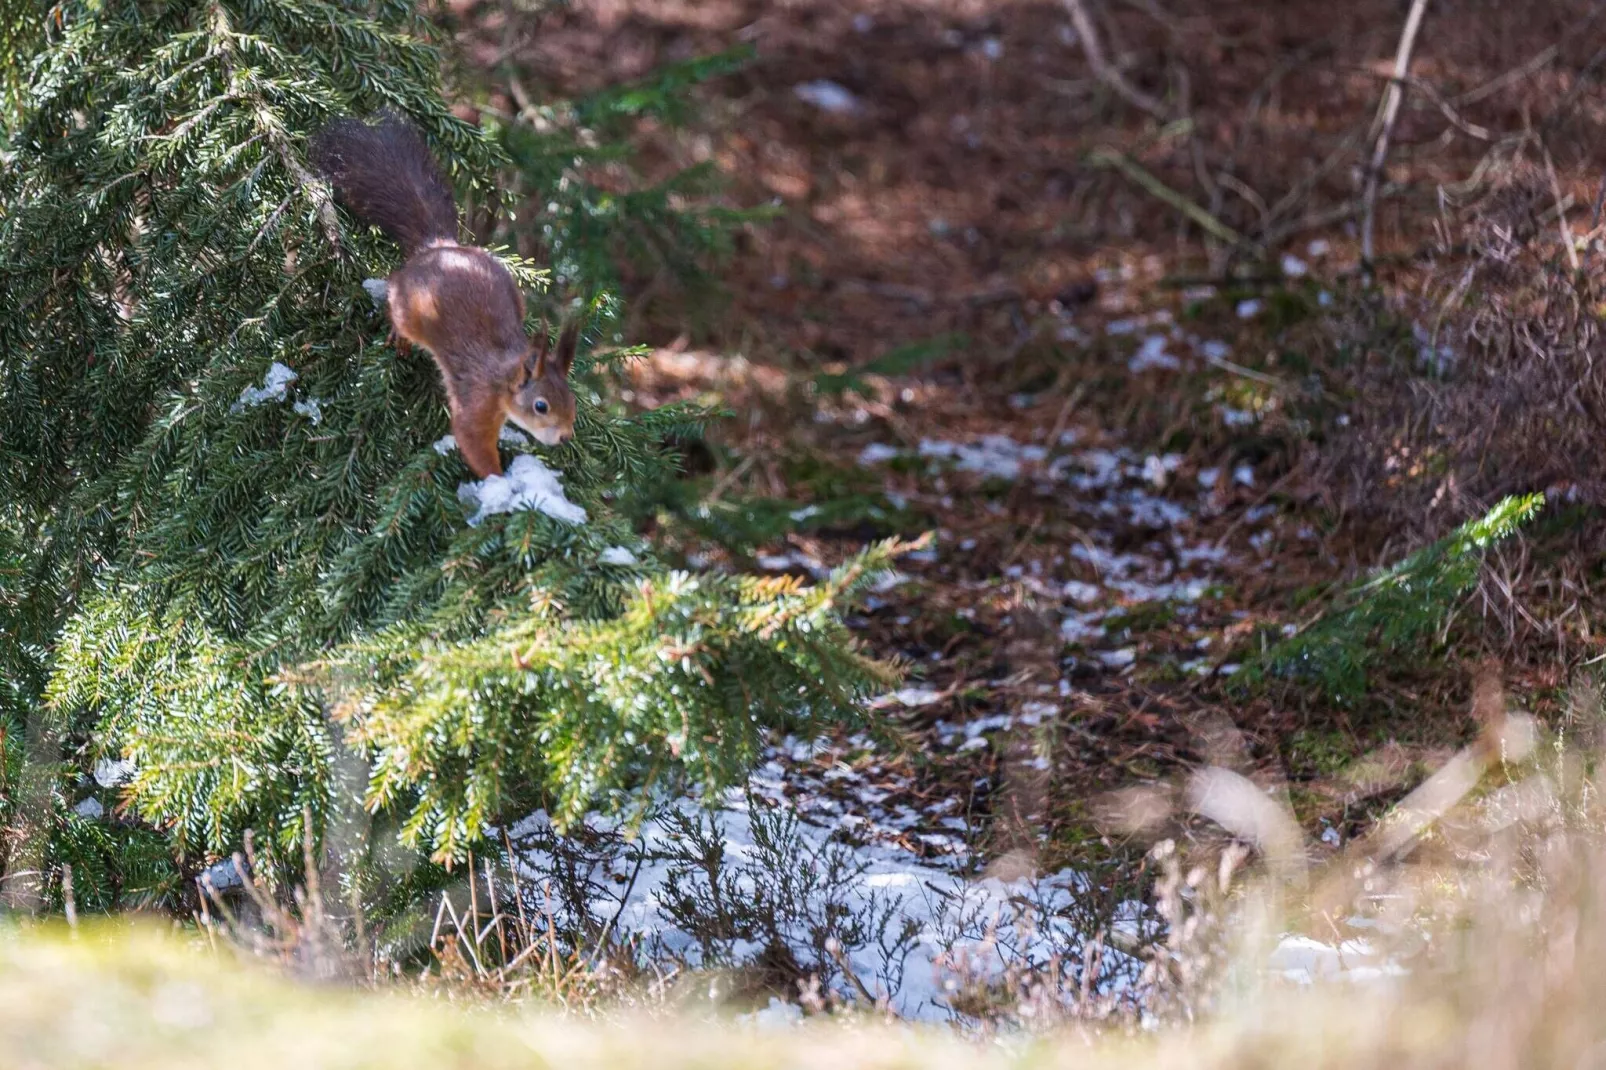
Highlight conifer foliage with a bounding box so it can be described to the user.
[0,0,895,894]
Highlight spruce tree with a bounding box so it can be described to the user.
[0,0,896,899]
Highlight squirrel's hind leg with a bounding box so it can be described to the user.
[360,277,414,355]
[386,324,412,357]
[367,276,418,356]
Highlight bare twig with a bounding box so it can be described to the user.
[1215,171,1271,234]
[1265,122,1371,229]
[1455,43,1558,105]
[1062,0,1169,120]
[1362,0,1432,271]
[1541,140,1581,275]
[1354,68,1501,142]
[1088,147,1251,249]
[1264,181,1408,248]
[826,937,879,1007]
[61,864,76,930]
[1202,351,1284,388]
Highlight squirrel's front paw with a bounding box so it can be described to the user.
[361,278,389,308]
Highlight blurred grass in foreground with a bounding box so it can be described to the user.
[0,914,1588,1070]
[17,668,1606,1069]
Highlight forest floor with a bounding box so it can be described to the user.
[422,0,1606,1010]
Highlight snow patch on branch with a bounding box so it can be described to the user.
[230,362,297,412]
[457,454,587,527]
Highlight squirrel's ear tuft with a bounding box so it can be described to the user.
[555,321,581,377]
[527,319,551,377]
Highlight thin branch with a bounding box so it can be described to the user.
[1062,0,1169,120]
[1354,68,1500,142]
[1362,0,1432,272]
[1455,44,1558,106]
[1541,140,1581,275]
[1088,147,1251,249]
[1264,181,1408,248]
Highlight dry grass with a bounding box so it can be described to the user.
[27,672,1606,1068]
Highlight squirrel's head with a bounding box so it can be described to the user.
[506,321,579,446]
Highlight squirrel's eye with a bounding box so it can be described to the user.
[534,398,549,415]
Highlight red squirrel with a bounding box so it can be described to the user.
[310,111,576,478]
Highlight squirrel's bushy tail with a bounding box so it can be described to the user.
[310,111,458,255]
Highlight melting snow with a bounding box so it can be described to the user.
[292,397,324,425]
[457,455,587,526]
[756,550,827,577]
[1107,490,1192,528]
[918,436,1047,481]
[857,442,902,466]
[231,362,297,412]
[436,426,531,456]
[742,997,804,1028]
[599,546,639,566]
[1097,647,1137,669]
[794,80,862,115]
[1142,453,1183,488]
[1060,612,1106,643]
[93,757,134,788]
[873,686,945,708]
[503,793,1139,1021]
[1109,577,1210,603]
[1128,335,1181,373]
[1062,580,1101,604]
[1268,935,1405,985]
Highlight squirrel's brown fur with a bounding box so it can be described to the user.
[310,111,576,478]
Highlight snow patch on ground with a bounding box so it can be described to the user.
[794,80,862,114]
[857,442,902,467]
[1127,335,1181,373]
[873,686,945,708]
[1268,935,1406,985]
[918,436,1047,481]
[504,790,1140,1021]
